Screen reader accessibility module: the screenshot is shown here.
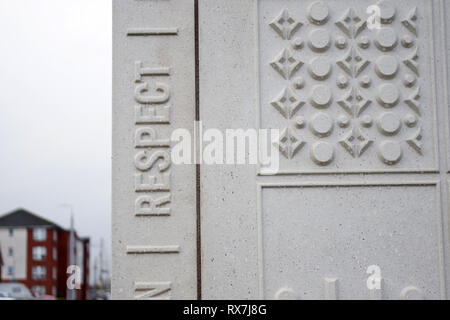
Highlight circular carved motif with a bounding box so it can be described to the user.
[375,55,398,79]
[338,114,350,128]
[359,75,371,88]
[336,75,348,88]
[404,113,418,127]
[403,74,416,87]
[400,286,424,300]
[310,112,333,137]
[378,140,402,165]
[377,83,399,107]
[358,36,370,49]
[360,115,373,128]
[308,57,332,80]
[308,29,331,52]
[309,85,332,108]
[291,37,304,50]
[402,35,414,48]
[295,116,306,128]
[377,112,401,135]
[335,36,347,49]
[375,27,397,51]
[293,76,305,89]
[307,1,329,25]
[274,288,297,300]
[378,0,396,23]
[311,141,334,166]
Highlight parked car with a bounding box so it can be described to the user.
[0,291,15,300]
[0,283,33,299]
[32,292,56,300]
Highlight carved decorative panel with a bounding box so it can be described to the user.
[258,0,437,174]
[112,0,450,300]
[197,0,450,300]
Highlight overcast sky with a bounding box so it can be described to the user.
[0,0,112,282]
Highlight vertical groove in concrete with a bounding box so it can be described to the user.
[194,0,202,300]
[436,0,450,299]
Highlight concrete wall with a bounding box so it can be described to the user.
[112,0,197,299]
[113,0,450,300]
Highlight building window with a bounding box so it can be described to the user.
[52,286,56,297]
[33,228,47,241]
[11,286,22,294]
[32,246,47,261]
[53,248,57,261]
[32,266,46,280]
[7,266,14,276]
[31,285,46,295]
[8,247,13,256]
[53,267,57,280]
[53,230,57,242]
[8,228,13,237]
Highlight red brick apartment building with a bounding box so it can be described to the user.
[0,245,3,282]
[0,209,89,299]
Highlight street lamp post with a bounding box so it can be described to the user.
[61,204,76,300]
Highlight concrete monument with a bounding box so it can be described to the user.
[113,0,450,299]
[112,0,197,299]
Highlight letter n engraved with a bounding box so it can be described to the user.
[134,282,171,300]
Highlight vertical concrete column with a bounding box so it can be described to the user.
[199,0,450,299]
[112,0,196,299]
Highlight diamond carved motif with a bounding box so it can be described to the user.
[336,47,370,78]
[335,8,366,39]
[270,48,303,80]
[263,2,425,168]
[274,127,305,159]
[269,9,302,40]
[271,87,304,119]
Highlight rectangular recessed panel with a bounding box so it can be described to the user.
[260,184,443,299]
[258,0,437,173]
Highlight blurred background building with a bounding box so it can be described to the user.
[0,208,89,299]
[0,244,3,281]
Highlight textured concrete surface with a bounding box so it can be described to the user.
[112,0,196,299]
[113,0,450,300]
[199,0,450,300]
